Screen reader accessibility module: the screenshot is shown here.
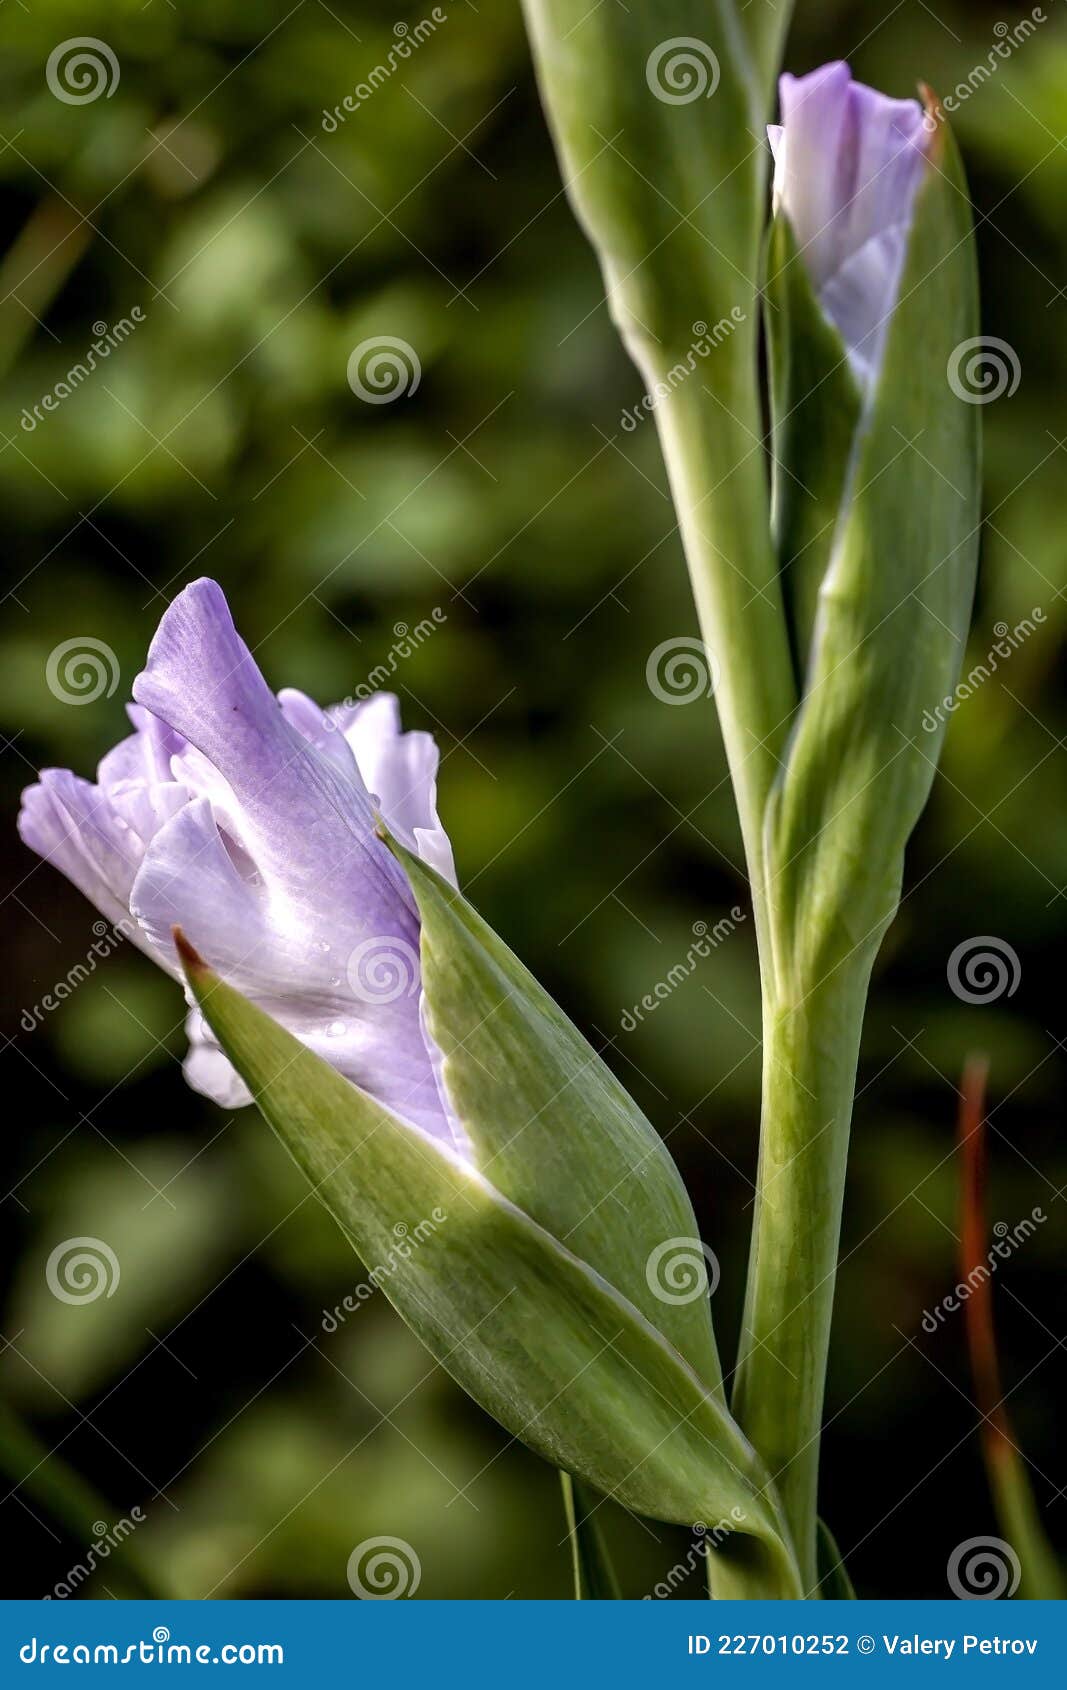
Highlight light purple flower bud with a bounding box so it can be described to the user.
[18,579,465,1154]
[768,61,928,388]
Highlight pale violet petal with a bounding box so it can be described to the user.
[19,578,464,1156]
[770,62,927,386]
[183,1008,254,1109]
[341,692,458,888]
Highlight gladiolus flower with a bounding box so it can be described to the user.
[20,584,796,1560]
[18,579,462,1149]
[768,61,928,386]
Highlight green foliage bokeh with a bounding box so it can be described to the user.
[1,0,1064,1598]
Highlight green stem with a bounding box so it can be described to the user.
[0,1399,164,1599]
[651,371,797,958]
[987,1445,1066,1600]
[560,1471,622,1598]
[729,966,871,1591]
[706,1529,805,1600]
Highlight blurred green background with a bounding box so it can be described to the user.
[1,0,1064,1599]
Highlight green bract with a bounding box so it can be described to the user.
[731,104,983,1584]
[520,0,775,364]
[398,838,721,1387]
[763,112,982,990]
[520,0,798,926]
[176,838,801,1596]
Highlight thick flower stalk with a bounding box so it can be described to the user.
[19,580,801,1594]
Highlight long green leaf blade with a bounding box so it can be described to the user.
[560,1471,622,1599]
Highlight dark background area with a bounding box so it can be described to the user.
[1,0,1064,1599]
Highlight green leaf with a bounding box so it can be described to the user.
[984,1449,1066,1600]
[736,2,794,98]
[764,114,982,988]
[816,1517,856,1599]
[560,1471,621,1599]
[764,214,863,680]
[0,1400,163,1599]
[389,835,721,1392]
[733,110,984,1590]
[520,0,771,366]
[177,937,799,1593]
[520,0,799,913]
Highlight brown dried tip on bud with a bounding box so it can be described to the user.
[918,83,947,159]
[172,925,208,974]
